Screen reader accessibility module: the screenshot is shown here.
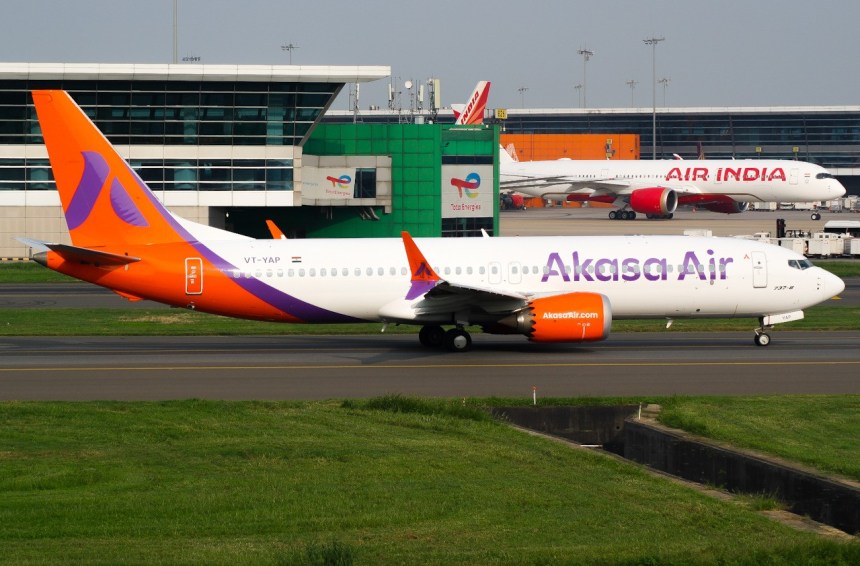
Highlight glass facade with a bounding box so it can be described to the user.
[0,79,337,147]
[0,78,340,192]
[325,107,860,169]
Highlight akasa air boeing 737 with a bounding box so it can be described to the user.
[499,146,846,220]
[20,91,844,351]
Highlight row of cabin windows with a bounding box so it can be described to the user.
[227,262,730,280]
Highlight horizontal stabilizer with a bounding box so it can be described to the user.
[40,243,140,267]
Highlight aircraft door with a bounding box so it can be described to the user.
[508,262,523,285]
[488,261,502,284]
[790,168,799,185]
[185,258,203,295]
[751,251,767,288]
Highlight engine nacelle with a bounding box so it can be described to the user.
[487,292,612,343]
[629,187,678,215]
[700,200,749,214]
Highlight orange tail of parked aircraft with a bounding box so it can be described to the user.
[452,81,491,125]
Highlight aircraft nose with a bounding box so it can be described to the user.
[821,269,845,299]
[831,180,847,198]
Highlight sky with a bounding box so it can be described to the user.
[2,0,859,112]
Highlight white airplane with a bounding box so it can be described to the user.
[499,146,846,220]
[451,81,491,125]
[20,90,844,351]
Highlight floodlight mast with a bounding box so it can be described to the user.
[643,36,665,160]
[577,47,594,108]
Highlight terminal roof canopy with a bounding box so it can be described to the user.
[0,62,390,84]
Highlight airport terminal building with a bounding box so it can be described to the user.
[0,63,498,258]
[327,105,860,193]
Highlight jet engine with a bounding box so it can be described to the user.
[485,292,612,342]
[700,200,749,214]
[629,187,678,216]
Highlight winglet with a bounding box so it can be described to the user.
[266,219,287,239]
[400,231,440,300]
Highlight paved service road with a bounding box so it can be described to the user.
[1,332,858,401]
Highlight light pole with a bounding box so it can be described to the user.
[626,79,637,107]
[577,48,594,108]
[574,84,582,108]
[643,36,664,159]
[281,43,299,64]
[518,86,529,108]
[658,77,670,107]
[172,0,178,64]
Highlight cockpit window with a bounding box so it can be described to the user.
[788,259,814,270]
[816,172,835,180]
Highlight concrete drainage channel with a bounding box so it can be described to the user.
[489,405,860,536]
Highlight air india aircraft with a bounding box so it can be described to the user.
[500,146,846,220]
[20,91,844,351]
[452,81,491,125]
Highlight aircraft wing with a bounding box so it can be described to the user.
[378,232,533,323]
[412,279,529,316]
[500,175,703,199]
[500,175,627,196]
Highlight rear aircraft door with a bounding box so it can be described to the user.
[751,251,767,288]
[185,258,203,295]
[508,262,523,284]
[790,168,799,185]
[488,261,502,284]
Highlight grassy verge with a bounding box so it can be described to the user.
[0,304,857,335]
[658,395,860,481]
[1,398,858,564]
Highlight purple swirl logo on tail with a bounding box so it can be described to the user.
[65,151,148,230]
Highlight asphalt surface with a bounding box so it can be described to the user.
[1,332,858,400]
[1,207,857,400]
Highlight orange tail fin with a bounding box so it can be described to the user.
[32,90,184,249]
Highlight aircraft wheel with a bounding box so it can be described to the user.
[628,211,637,220]
[811,212,821,220]
[754,333,771,347]
[419,325,445,348]
[618,211,629,220]
[608,211,618,220]
[443,328,472,352]
[667,213,674,219]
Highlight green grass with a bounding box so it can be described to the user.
[1,398,858,564]
[0,304,857,336]
[659,395,860,481]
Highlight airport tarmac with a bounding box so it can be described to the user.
[1,332,859,401]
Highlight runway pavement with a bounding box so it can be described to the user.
[1,332,858,400]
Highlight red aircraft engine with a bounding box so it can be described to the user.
[629,187,678,216]
[485,292,612,343]
[700,200,749,214]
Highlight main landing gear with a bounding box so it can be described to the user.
[608,210,674,220]
[753,318,773,346]
[608,210,636,221]
[419,324,473,352]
